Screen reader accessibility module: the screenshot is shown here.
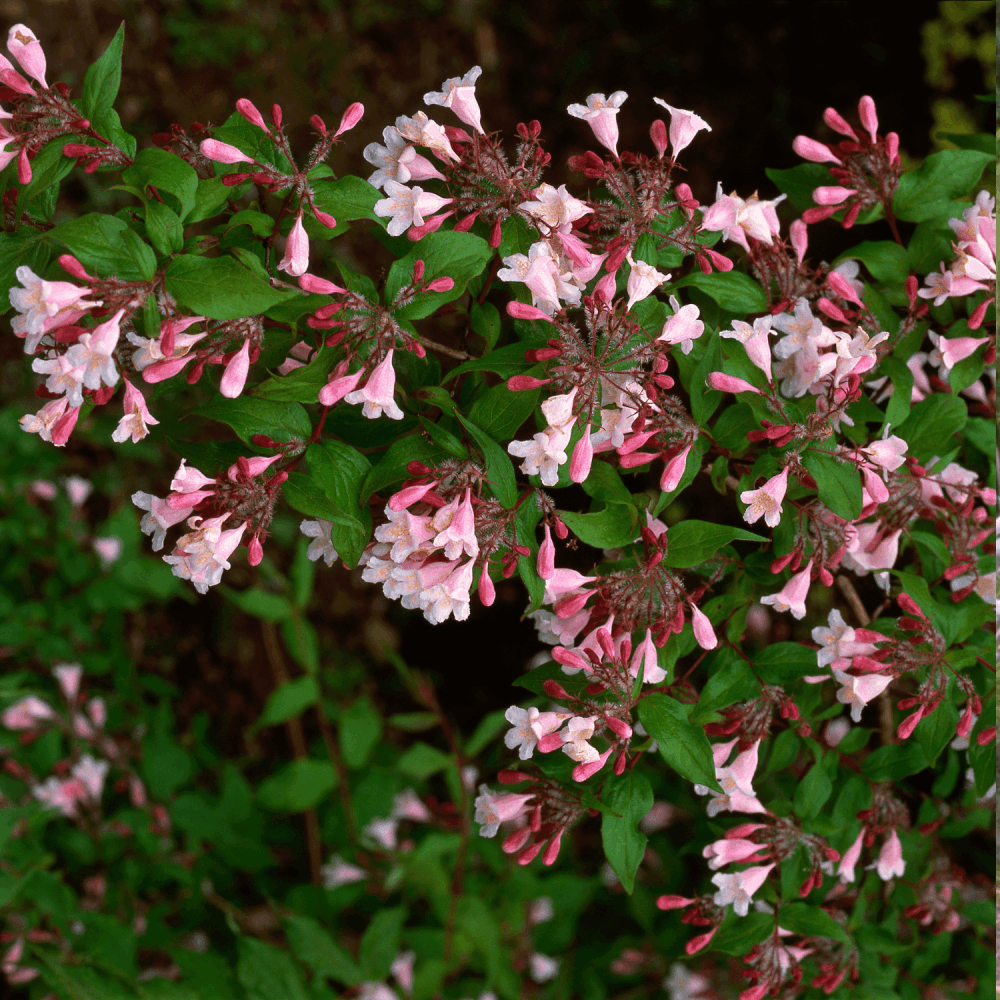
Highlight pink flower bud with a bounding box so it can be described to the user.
[857,95,878,142]
[425,276,455,293]
[690,603,718,650]
[299,273,345,295]
[507,375,552,391]
[312,208,336,229]
[885,131,900,163]
[792,135,842,164]
[335,102,364,136]
[236,98,269,133]
[649,119,668,158]
[685,927,717,954]
[789,219,808,263]
[659,444,691,492]
[478,568,495,606]
[318,369,363,406]
[813,185,855,206]
[537,524,555,580]
[897,708,923,740]
[1,67,34,94]
[542,828,564,865]
[16,146,31,184]
[220,338,251,398]
[277,210,309,277]
[707,372,760,394]
[247,535,264,566]
[827,270,863,305]
[570,431,593,483]
[655,895,694,910]
[501,825,533,854]
[507,300,554,323]
[199,139,254,164]
[604,714,632,739]
[822,106,858,139]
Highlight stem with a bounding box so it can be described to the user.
[260,621,323,885]
[415,335,471,360]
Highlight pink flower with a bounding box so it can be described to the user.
[842,523,901,576]
[927,332,989,372]
[112,376,160,443]
[660,444,692,492]
[199,139,254,164]
[394,111,460,163]
[374,180,452,238]
[335,102,364,136]
[72,755,109,800]
[700,185,785,251]
[760,565,811,619]
[53,663,82,701]
[432,489,479,560]
[300,519,340,567]
[1,695,54,730]
[163,514,247,594]
[219,338,252,398]
[833,668,891,723]
[875,828,905,880]
[363,127,445,190]
[19,396,70,443]
[690,603,718,650]
[504,706,568,760]
[277,210,309,277]
[740,467,789,528]
[837,829,865,882]
[320,854,367,889]
[652,99,711,157]
[30,354,86,407]
[625,253,670,311]
[518,183,593,233]
[629,628,668,684]
[792,135,842,164]
[720,316,773,380]
[811,609,878,670]
[474,785,534,837]
[345,350,404,420]
[706,372,761,394]
[170,459,215,495]
[423,65,485,133]
[62,308,124,390]
[9,265,100,348]
[566,91,628,156]
[702,837,763,869]
[658,301,704,354]
[319,367,364,407]
[711,863,775,916]
[7,24,46,87]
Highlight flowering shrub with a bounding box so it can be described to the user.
[1,20,996,1000]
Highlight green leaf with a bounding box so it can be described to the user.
[600,771,653,894]
[144,199,185,255]
[359,908,406,981]
[711,911,773,955]
[338,695,382,769]
[468,381,538,440]
[396,742,451,779]
[385,231,494,320]
[660,521,766,568]
[282,472,344,524]
[879,357,915,432]
[639,693,721,790]
[676,270,768,313]
[837,241,909,284]
[311,175,381,231]
[894,391,968,463]
[256,760,337,811]
[359,434,442,505]
[802,449,862,521]
[831,773,872,826]
[765,163,834,211]
[164,255,294,320]
[0,229,49,311]
[18,138,76,219]
[560,502,638,549]
[119,229,157,281]
[793,760,833,818]
[255,677,318,730]
[893,149,995,222]
[284,914,361,987]
[691,654,759,722]
[861,743,928,782]
[443,342,534,382]
[194,397,312,445]
[189,176,234,224]
[456,414,518,507]
[224,586,294,622]
[79,23,125,118]
[470,301,501,348]
[123,148,200,221]
[753,642,820,682]
[236,937,309,1000]
[894,571,954,644]
[253,346,340,402]
[307,440,372,569]
[45,214,148,280]
[776,903,850,943]
[968,694,996,796]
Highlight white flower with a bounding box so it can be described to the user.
[300,520,340,566]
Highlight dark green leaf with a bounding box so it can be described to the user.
[119,229,157,281]
[456,414,518,507]
[443,342,534,382]
[256,760,336,811]
[793,761,833,818]
[385,231,494,320]
[0,229,49,310]
[144,199,184,255]
[79,23,125,119]
[837,241,909,284]
[122,148,199,220]
[765,163,833,210]
[777,903,850,943]
[311,175,381,232]
[677,270,768,313]
[194,397,312,445]
[802,449,862,520]
[691,654,759,721]
[468,380,538,440]
[359,434,441,505]
[600,771,653,894]
[915,699,959,765]
[660,521,766,568]
[639,694,721,790]
[560,502,638,549]
[236,937,309,1000]
[284,914,361,987]
[224,587,294,623]
[45,214,148,280]
[753,642,820,682]
[253,346,341,402]
[861,743,928,782]
[338,695,382,769]
[711,911,773,955]
[359,908,406,981]
[307,440,372,569]
[255,677,318,729]
[165,255,294,320]
[893,150,995,222]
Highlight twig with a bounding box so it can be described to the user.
[260,621,323,885]
[415,335,472,360]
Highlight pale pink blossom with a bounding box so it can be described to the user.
[833,668,891,723]
[363,127,445,190]
[740,467,789,528]
[392,789,432,823]
[19,396,70,443]
[949,569,996,606]
[199,138,254,164]
[132,491,193,551]
[93,536,123,565]
[127,318,206,371]
[33,776,87,817]
[432,489,479,559]
[474,785,534,837]
[529,954,559,983]
[30,353,86,407]
[1,695,54,730]
[810,609,877,670]
[7,24,46,87]
[720,316,773,380]
[875,828,905,880]
[112,376,160,443]
[711,863,775,916]
[700,184,785,251]
[841,523,900,576]
[702,837,763,870]
[53,663,82,701]
[658,298,704,354]
[300,519,340,566]
[652,99,711,157]
[775,339,838,398]
[518,183,593,233]
[9,265,100,348]
[625,254,670,311]
[760,566,811,619]
[374,180,452,237]
[424,65,485,133]
[629,628,669,684]
[277,210,309,277]
[393,110,460,162]
[418,559,473,624]
[170,459,215,495]
[837,830,865,882]
[861,432,907,472]
[320,854,367,889]
[690,603,718,650]
[345,350,404,420]
[771,298,837,359]
[72,754,109,800]
[695,742,766,816]
[61,308,124,390]
[927,331,990,372]
[560,715,600,763]
[163,514,247,594]
[567,91,628,156]
[375,507,435,563]
[504,706,568,760]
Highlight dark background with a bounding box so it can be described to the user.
[11,0,997,741]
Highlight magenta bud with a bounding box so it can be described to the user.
[335,102,364,136]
